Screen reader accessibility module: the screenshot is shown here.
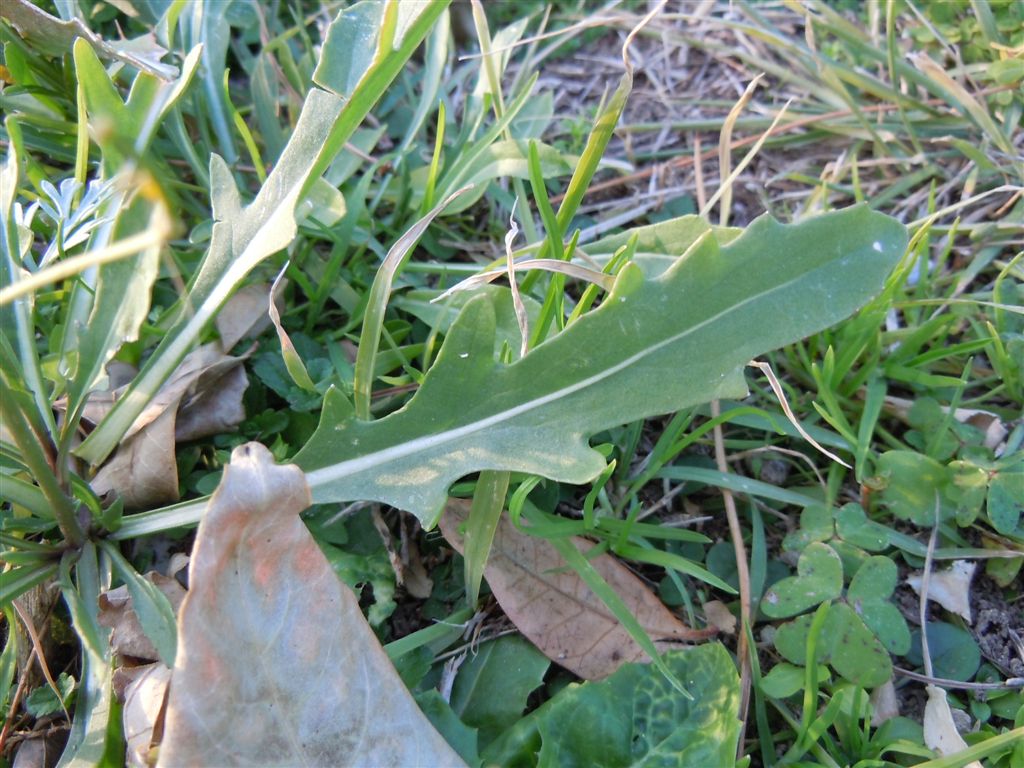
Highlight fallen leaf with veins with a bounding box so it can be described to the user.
[157,442,465,768]
[439,500,715,680]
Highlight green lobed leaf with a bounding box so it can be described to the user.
[296,206,907,522]
[988,469,1023,534]
[834,503,889,551]
[846,555,910,655]
[906,621,982,681]
[760,662,831,699]
[876,450,954,524]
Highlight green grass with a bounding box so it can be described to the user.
[1,0,1022,766]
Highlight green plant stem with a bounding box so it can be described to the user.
[0,375,84,546]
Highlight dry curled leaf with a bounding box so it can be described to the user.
[89,344,250,508]
[923,684,983,768]
[157,442,464,768]
[99,572,187,662]
[439,500,714,680]
[906,560,976,624]
[703,600,737,635]
[122,663,172,768]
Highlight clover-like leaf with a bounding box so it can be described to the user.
[761,542,843,618]
[834,503,889,552]
[848,556,910,655]
[774,603,893,688]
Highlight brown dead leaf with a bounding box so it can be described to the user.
[174,363,248,442]
[703,600,737,635]
[92,407,178,509]
[157,442,465,768]
[99,572,187,662]
[438,500,715,680]
[122,344,245,442]
[89,343,250,508]
[215,282,275,351]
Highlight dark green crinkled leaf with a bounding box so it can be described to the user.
[483,644,741,768]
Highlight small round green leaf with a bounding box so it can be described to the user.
[761,542,843,618]
[906,622,982,681]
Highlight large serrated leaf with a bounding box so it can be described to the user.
[295,205,907,522]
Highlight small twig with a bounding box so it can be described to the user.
[12,600,70,725]
[894,667,1024,691]
[920,493,942,681]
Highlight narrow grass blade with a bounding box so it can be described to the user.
[463,470,511,606]
[353,186,471,419]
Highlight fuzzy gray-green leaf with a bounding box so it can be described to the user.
[296,205,907,522]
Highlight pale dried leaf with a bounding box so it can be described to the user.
[157,443,465,768]
[174,364,248,442]
[923,685,983,768]
[99,573,187,662]
[906,560,976,624]
[870,679,899,726]
[123,663,171,768]
[216,282,274,351]
[402,531,433,600]
[439,500,713,680]
[703,600,737,635]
